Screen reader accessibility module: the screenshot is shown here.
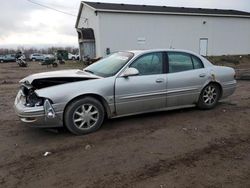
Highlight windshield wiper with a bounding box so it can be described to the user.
[84,69,95,74]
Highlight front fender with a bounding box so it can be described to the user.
[35,77,115,115]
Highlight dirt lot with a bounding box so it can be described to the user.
[0,60,250,188]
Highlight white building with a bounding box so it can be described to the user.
[75,1,250,59]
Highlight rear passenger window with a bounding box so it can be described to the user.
[168,52,193,73]
[192,55,204,69]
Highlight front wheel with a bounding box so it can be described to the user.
[64,97,105,135]
[198,83,221,109]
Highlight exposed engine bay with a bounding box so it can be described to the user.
[31,77,96,89]
[20,77,97,107]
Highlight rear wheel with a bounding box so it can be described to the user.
[64,97,105,135]
[198,83,221,109]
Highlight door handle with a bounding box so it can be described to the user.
[199,73,206,78]
[156,78,164,83]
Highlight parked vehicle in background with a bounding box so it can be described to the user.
[76,54,80,60]
[68,53,80,60]
[0,54,16,62]
[0,55,4,63]
[30,53,45,61]
[46,54,55,59]
[40,54,57,67]
[14,49,237,135]
[68,53,78,60]
[57,50,68,60]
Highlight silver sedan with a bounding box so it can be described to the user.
[14,49,236,135]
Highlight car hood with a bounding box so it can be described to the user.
[20,69,101,83]
[20,69,102,89]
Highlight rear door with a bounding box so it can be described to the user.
[115,52,167,115]
[166,52,208,107]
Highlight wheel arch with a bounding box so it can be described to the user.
[63,93,112,121]
[203,81,223,99]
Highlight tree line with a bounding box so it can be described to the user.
[0,46,79,57]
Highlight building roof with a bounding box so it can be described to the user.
[82,1,250,17]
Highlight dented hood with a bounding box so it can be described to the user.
[20,69,101,84]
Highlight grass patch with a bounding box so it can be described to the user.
[207,54,250,68]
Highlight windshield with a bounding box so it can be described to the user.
[84,52,134,77]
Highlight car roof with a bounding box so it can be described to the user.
[126,49,213,67]
[127,49,200,56]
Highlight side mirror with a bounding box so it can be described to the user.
[121,67,139,77]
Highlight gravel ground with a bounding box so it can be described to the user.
[0,61,250,188]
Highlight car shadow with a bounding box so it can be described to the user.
[38,102,227,136]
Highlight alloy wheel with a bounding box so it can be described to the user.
[203,85,217,105]
[73,104,99,130]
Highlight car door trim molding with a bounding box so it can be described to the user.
[167,86,199,94]
[119,86,199,100]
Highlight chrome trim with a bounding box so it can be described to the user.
[120,90,167,100]
[167,87,198,94]
[120,87,199,100]
[20,118,37,123]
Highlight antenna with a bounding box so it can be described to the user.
[170,40,173,49]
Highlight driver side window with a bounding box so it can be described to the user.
[130,52,163,75]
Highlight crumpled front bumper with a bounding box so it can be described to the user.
[14,90,64,128]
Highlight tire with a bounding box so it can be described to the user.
[198,83,221,109]
[0,60,3,63]
[64,97,105,135]
[32,58,36,62]
[72,57,76,61]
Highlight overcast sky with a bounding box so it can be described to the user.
[0,0,250,49]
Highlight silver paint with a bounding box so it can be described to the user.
[14,49,237,128]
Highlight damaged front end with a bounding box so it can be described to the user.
[14,81,62,127]
[14,69,101,127]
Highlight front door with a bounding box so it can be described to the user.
[115,52,167,116]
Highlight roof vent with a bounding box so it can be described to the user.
[162,6,166,8]
[121,3,124,6]
[181,7,185,9]
[97,2,101,4]
[198,8,202,10]
[142,5,146,7]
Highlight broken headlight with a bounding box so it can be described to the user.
[26,90,44,107]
